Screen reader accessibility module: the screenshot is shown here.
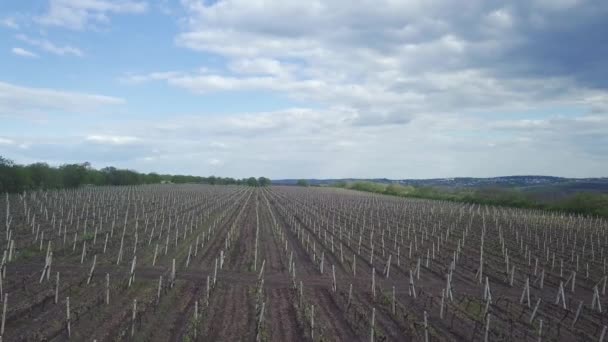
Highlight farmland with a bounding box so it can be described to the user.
[0,184,607,341]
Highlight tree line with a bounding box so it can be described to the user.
[0,156,271,193]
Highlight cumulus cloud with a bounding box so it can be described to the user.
[11,47,39,58]
[16,34,84,57]
[86,135,139,145]
[1,17,19,30]
[37,0,148,30]
[108,0,608,177]
[5,0,608,178]
[207,158,223,166]
[148,1,606,127]
[0,81,124,118]
[0,137,15,145]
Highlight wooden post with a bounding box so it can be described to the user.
[510,266,515,287]
[1,293,7,340]
[206,275,210,306]
[152,243,158,267]
[392,286,396,315]
[556,281,567,309]
[106,273,110,304]
[55,272,60,304]
[320,252,324,274]
[520,277,530,307]
[157,276,163,304]
[171,258,176,288]
[66,297,71,338]
[128,255,136,288]
[213,258,218,287]
[424,310,429,342]
[572,301,583,328]
[311,304,315,340]
[530,298,541,323]
[371,268,376,299]
[332,265,337,292]
[131,299,137,337]
[87,255,97,285]
[409,269,417,298]
[440,288,445,319]
[371,307,376,342]
[484,313,491,342]
[80,240,86,264]
[194,300,199,339]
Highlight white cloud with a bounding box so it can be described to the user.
[37,0,148,30]
[5,0,608,178]
[11,47,39,58]
[207,158,223,166]
[0,81,124,117]
[1,17,19,30]
[210,141,227,148]
[0,137,15,145]
[16,34,84,57]
[120,71,183,84]
[148,0,606,132]
[86,135,139,145]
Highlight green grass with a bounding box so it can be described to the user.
[334,181,608,218]
[16,245,40,261]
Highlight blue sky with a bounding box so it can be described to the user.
[1,0,607,179]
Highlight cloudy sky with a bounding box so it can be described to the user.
[1,0,607,179]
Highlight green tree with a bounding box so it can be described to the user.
[258,177,271,187]
[246,177,259,187]
[296,179,309,187]
[59,163,88,188]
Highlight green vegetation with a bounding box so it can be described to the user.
[296,179,309,187]
[0,155,270,193]
[335,181,608,218]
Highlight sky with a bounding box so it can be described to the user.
[0,0,607,179]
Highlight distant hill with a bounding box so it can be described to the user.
[272,176,608,195]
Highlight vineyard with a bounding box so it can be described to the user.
[0,184,607,341]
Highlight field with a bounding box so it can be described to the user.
[0,184,607,341]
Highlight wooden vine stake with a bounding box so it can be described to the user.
[600,325,607,342]
[128,255,136,288]
[55,272,60,304]
[332,264,337,293]
[310,304,315,341]
[440,289,445,319]
[1,293,7,341]
[157,276,163,304]
[87,255,97,285]
[106,273,110,305]
[530,298,541,323]
[409,269,417,298]
[66,297,71,338]
[194,300,199,339]
[371,268,376,299]
[520,277,531,307]
[131,299,137,337]
[370,307,376,342]
[424,311,429,342]
[171,258,176,288]
[484,313,491,342]
[555,281,567,309]
[572,300,583,328]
